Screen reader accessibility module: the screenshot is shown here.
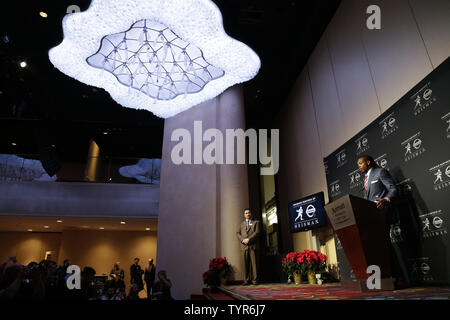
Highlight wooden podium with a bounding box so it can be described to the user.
[324,194,395,291]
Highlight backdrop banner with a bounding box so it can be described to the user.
[324,57,450,285]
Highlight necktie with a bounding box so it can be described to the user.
[364,174,369,194]
[246,220,250,231]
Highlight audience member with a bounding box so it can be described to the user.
[0,257,170,301]
[0,262,45,300]
[60,259,70,273]
[110,262,125,289]
[79,266,97,300]
[112,287,126,300]
[152,270,173,300]
[0,257,17,285]
[127,283,140,301]
[0,263,25,300]
[101,281,117,300]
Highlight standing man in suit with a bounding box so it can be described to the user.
[357,155,407,287]
[357,155,397,208]
[144,258,156,300]
[130,258,144,293]
[236,208,261,285]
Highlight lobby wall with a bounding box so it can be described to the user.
[275,0,450,265]
[0,232,61,265]
[57,230,157,287]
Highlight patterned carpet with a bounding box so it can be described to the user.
[223,283,450,300]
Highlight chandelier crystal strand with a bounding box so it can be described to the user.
[87,19,225,101]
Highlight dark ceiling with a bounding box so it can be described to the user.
[0,0,340,165]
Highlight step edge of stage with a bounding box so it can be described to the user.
[218,286,254,300]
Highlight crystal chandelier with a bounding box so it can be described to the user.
[87,19,225,101]
[49,0,260,118]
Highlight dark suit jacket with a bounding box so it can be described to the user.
[364,167,397,202]
[130,264,144,286]
[144,265,156,283]
[236,219,261,251]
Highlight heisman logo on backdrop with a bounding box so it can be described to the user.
[355,134,370,155]
[375,154,389,170]
[419,210,447,238]
[410,82,436,116]
[348,168,363,190]
[293,198,320,229]
[401,131,426,162]
[335,150,347,168]
[429,159,450,191]
[379,112,398,139]
[329,180,342,198]
[442,112,450,140]
[410,257,433,282]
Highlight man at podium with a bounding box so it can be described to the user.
[357,154,406,287]
[357,155,398,209]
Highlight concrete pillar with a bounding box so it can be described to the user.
[156,85,248,299]
[216,87,248,282]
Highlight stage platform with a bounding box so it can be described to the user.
[210,283,450,300]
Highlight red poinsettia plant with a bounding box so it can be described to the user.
[203,257,232,287]
[282,250,327,276]
[281,252,304,276]
[300,250,327,274]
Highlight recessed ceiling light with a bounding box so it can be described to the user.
[145,227,151,231]
[57,220,63,223]
[39,12,48,18]
[103,132,108,135]
[11,142,17,146]
[120,221,126,225]
[19,61,27,68]
[27,229,33,232]
[99,227,105,230]
[44,226,49,228]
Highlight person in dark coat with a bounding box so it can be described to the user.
[130,258,144,292]
[152,270,173,300]
[357,155,398,208]
[144,258,156,300]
